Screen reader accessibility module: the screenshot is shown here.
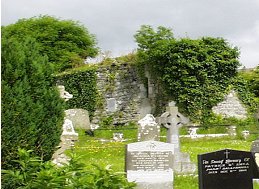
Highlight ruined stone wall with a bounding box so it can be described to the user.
[212,90,247,119]
[91,62,151,125]
[91,63,248,126]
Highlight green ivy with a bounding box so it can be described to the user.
[232,74,259,113]
[56,65,98,119]
[134,25,241,123]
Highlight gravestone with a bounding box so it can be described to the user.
[251,140,259,154]
[57,85,73,101]
[52,85,78,166]
[65,109,90,130]
[157,102,196,174]
[113,132,124,142]
[156,101,189,152]
[126,141,174,189]
[198,149,257,189]
[251,139,259,178]
[137,114,160,142]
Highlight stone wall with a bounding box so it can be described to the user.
[89,63,248,126]
[212,90,247,119]
[91,62,152,125]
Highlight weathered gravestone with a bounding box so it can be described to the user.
[251,139,259,178]
[126,141,174,189]
[138,114,160,142]
[52,86,78,166]
[198,149,258,189]
[65,109,90,130]
[156,102,196,174]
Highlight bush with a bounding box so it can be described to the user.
[1,148,136,189]
[1,37,65,169]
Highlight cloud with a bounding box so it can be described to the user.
[2,0,259,68]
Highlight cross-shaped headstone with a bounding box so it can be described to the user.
[156,101,189,153]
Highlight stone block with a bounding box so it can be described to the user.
[65,109,90,130]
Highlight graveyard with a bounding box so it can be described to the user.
[2,16,259,189]
[68,125,259,189]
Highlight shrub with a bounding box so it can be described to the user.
[1,148,136,189]
[1,37,65,169]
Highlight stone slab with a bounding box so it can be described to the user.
[65,109,90,130]
[126,141,174,189]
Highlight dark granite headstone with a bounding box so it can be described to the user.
[198,149,255,189]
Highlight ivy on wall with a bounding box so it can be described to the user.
[134,25,241,123]
[56,66,98,119]
[232,75,259,114]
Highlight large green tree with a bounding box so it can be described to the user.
[1,37,65,169]
[135,25,240,122]
[2,15,99,72]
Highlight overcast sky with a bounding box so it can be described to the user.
[2,0,259,68]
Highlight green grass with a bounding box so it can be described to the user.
[68,128,259,189]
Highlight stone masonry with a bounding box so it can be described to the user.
[91,62,151,125]
[212,90,247,119]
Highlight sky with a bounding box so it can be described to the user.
[2,0,259,68]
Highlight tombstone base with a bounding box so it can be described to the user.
[174,152,196,174]
[136,182,173,189]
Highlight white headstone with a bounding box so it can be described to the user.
[62,119,78,137]
[137,114,160,141]
[126,141,175,189]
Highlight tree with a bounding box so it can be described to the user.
[2,15,99,72]
[1,37,65,169]
[135,25,240,122]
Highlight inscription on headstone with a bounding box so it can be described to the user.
[126,141,174,189]
[198,149,255,189]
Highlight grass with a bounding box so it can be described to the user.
[67,127,259,189]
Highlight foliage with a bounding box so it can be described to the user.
[2,15,99,72]
[56,65,98,119]
[239,67,259,98]
[134,25,240,122]
[1,148,136,189]
[232,75,259,113]
[99,115,115,128]
[1,37,65,169]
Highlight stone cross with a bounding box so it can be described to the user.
[156,101,189,153]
